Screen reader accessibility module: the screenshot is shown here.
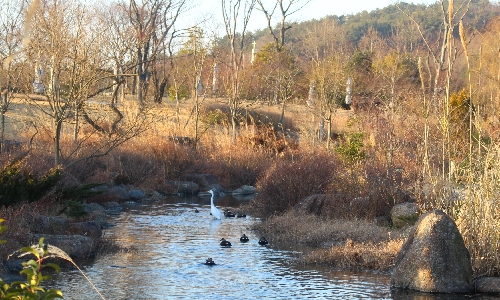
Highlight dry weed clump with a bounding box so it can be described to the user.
[439,145,500,277]
[197,142,273,189]
[254,211,407,271]
[251,150,339,217]
[147,139,198,179]
[255,211,401,247]
[302,238,404,271]
[243,124,299,155]
[0,203,37,261]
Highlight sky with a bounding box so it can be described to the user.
[191,0,440,33]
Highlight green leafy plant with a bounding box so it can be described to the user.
[202,109,229,126]
[168,84,190,100]
[63,200,87,218]
[0,220,63,299]
[0,155,62,207]
[335,132,366,164]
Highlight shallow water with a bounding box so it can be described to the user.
[46,195,494,300]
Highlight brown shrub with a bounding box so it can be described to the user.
[251,151,339,217]
[197,141,273,189]
[150,143,193,180]
[0,203,38,260]
[246,124,299,155]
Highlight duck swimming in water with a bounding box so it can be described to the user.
[223,209,235,218]
[220,238,232,247]
[204,258,216,266]
[258,237,268,245]
[240,234,249,243]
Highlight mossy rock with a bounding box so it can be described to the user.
[391,202,420,229]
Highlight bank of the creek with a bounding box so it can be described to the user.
[44,195,497,299]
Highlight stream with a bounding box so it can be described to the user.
[46,195,495,299]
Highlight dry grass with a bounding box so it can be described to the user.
[302,238,404,271]
[254,211,407,246]
[432,144,500,276]
[253,210,408,271]
[0,203,37,262]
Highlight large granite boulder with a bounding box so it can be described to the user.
[31,215,69,235]
[84,202,106,213]
[101,201,123,215]
[128,189,146,200]
[106,186,130,200]
[86,210,111,229]
[32,234,95,259]
[150,191,164,201]
[391,210,474,293]
[232,185,257,195]
[391,202,420,228]
[66,221,102,240]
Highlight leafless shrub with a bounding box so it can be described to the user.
[250,150,339,217]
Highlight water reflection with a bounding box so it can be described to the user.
[45,195,489,299]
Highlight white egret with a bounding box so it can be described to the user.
[209,190,222,220]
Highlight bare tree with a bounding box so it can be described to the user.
[23,0,147,167]
[221,0,256,143]
[309,50,348,148]
[125,0,186,105]
[256,0,311,52]
[0,0,25,152]
[254,0,310,132]
[398,0,472,180]
[99,2,136,105]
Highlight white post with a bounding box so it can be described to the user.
[307,81,315,106]
[251,41,256,64]
[345,77,353,106]
[212,63,218,92]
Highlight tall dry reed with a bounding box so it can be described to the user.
[448,145,500,276]
[427,143,500,276]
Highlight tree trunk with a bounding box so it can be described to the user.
[153,77,168,104]
[0,90,7,153]
[54,118,63,166]
[326,113,332,149]
[279,99,286,131]
[73,103,78,143]
[137,48,144,104]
